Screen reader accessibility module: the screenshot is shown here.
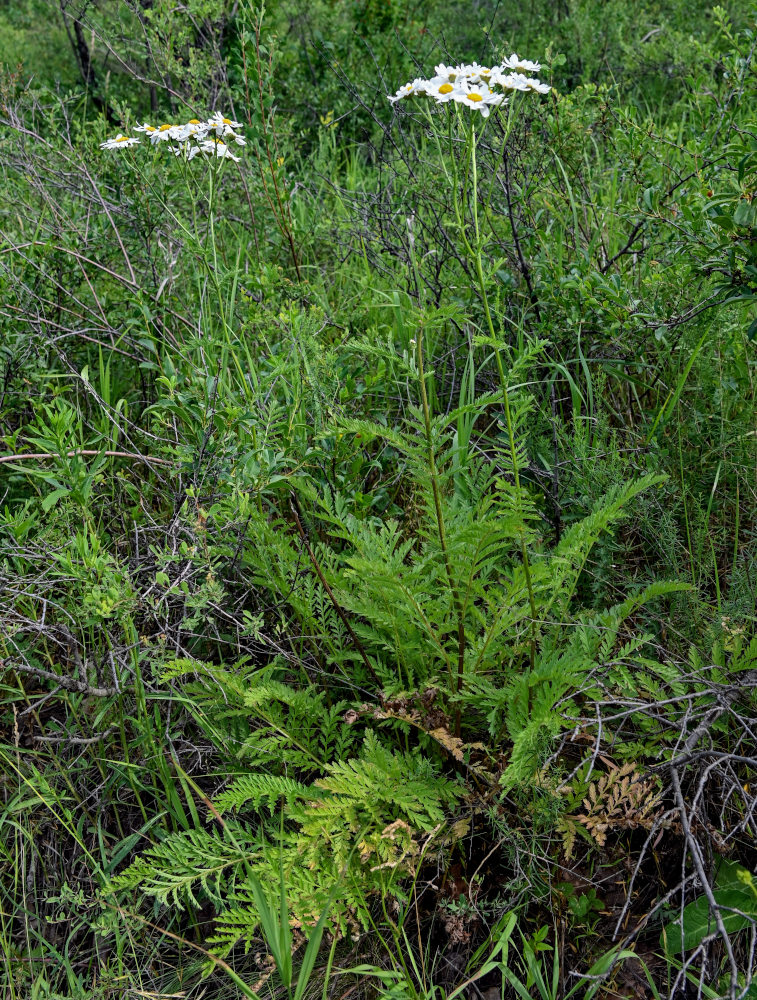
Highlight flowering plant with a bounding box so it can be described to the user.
[100,113,246,161]
[98,111,251,405]
[387,54,553,692]
[388,56,550,117]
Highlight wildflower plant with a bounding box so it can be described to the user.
[99,112,251,412]
[101,113,247,160]
[387,56,552,690]
[387,56,550,115]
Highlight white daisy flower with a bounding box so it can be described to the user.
[495,71,550,94]
[198,138,240,162]
[465,62,492,83]
[422,76,461,102]
[100,134,140,150]
[133,122,158,137]
[502,54,542,74]
[207,112,244,136]
[166,126,190,143]
[208,112,243,128]
[495,72,528,92]
[170,120,210,143]
[388,78,426,103]
[434,63,460,82]
[524,77,551,94]
[452,83,505,117]
[171,127,191,143]
[149,123,177,143]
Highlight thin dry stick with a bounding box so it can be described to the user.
[34,726,116,745]
[7,661,118,698]
[0,450,173,466]
[670,766,740,996]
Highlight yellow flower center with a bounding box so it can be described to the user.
[468,93,483,102]
[222,117,232,124]
[439,83,453,94]
[189,119,200,125]
[159,124,172,131]
[145,126,156,132]
[116,136,129,142]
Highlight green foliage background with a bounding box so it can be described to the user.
[0,1,755,998]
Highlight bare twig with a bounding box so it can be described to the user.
[0,450,173,466]
[6,661,119,698]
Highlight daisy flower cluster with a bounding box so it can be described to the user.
[100,113,246,161]
[388,55,550,117]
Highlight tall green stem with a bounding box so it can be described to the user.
[467,125,538,668]
[408,229,466,734]
[415,323,467,735]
